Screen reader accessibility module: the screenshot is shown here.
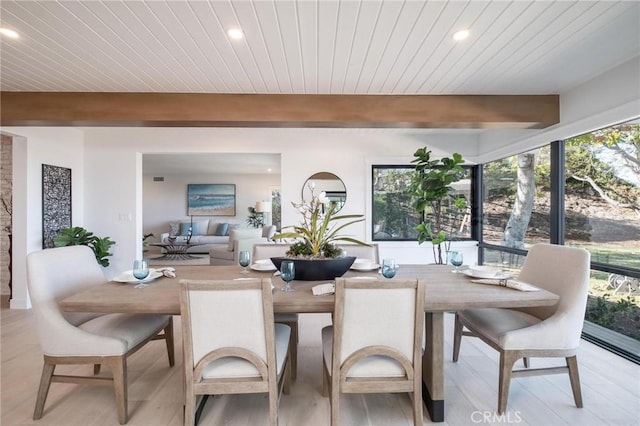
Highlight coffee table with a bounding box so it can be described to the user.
[150,242,205,261]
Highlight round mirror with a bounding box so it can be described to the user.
[302,172,347,213]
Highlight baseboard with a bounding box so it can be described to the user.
[1,294,10,309]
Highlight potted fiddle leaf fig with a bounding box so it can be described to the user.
[54,226,115,267]
[410,148,467,264]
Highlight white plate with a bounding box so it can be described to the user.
[250,260,277,272]
[350,263,380,271]
[112,269,163,283]
[462,268,507,279]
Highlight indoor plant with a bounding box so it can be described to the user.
[271,183,368,280]
[53,226,115,267]
[410,148,467,264]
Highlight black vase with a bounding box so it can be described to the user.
[270,256,356,281]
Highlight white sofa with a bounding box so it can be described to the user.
[159,219,242,254]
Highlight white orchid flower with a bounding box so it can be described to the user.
[318,191,328,204]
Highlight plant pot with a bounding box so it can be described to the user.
[270,256,356,281]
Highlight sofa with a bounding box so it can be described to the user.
[159,219,242,254]
[209,226,277,266]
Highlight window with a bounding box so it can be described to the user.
[564,122,640,262]
[372,166,419,240]
[479,119,640,362]
[482,146,551,249]
[371,165,472,241]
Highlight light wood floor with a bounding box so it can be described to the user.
[2,308,638,425]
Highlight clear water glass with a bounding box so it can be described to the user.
[239,250,250,274]
[280,260,295,292]
[450,251,463,273]
[132,259,150,288]
[381,258,396,278]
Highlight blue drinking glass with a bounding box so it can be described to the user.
[280,260,295,292]
[132,259,150,288]
[381,258,396,278]
[450,251,463,273]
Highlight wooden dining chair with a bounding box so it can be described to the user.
[26,246,175,425]
[322,277,425,426]
[252,243,299,380]
[452,243,591,413]
[179,278,291,426]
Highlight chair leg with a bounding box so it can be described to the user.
[269,382,278,426]
[497,351,518,414]
[566,356,583,408]
[33,360,55,420]
[282,356,292,395]
[412,380,423,426]
[106,356,128,425]
[452,313,463,362]
[290,321,298,380]
[184,389,195,426]
[330,375,340,426]
[321,358,329,397]
[164,317,175,367]
[94,364,102,374]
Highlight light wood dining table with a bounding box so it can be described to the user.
[59,264,559,422]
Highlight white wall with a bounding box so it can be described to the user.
[2,128,84,309]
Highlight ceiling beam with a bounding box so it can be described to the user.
[0,92,558,129]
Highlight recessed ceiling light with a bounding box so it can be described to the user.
[0,28,19,39]
[227,28,243,40]
[267,168,272,173]
[452,29,469,41]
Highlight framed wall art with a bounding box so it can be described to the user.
[42,164,72,249]
[187,184,236,216]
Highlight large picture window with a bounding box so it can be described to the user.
[563,122,640,261]
[372,165,472,241]
[479,119,640,362]
[483,146,551,249]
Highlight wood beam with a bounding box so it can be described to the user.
[0,92,558,129]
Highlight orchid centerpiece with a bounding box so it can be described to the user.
[273,183,368,259]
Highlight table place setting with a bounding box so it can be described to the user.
[462,265,540,292]
[250,259,277,272]
[111,266,176,284]
[349,258,380,272]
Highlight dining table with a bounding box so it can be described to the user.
[59,263,559,422]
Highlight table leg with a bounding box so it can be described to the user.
[422,311,444,422]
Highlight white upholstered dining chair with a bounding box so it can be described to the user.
[335,243,380,263]
[452,243,591,414]
[26,245,175,424]
[179,278,291,426]
[252,243,299,380]
[322,277,425,426]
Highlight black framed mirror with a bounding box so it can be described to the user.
[302,172,347,213]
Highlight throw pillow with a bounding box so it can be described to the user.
[214,223,228,236]
[179,222,191,236]
[169,222,180,236]
[193,220,209,236]
[226,223,239,236]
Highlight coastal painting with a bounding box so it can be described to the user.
[187,184,236,216]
